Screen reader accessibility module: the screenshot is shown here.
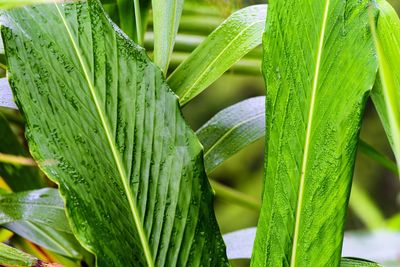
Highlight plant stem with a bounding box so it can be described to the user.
[0,153,36,166]
[133,0,143,45]
[210,180,261,211]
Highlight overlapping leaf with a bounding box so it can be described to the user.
[168,5,266,105]
[152,0,184,74]
[252,0,378,266]
[0,1,228,266]
[370,0,400,173]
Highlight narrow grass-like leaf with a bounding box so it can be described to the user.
[369,0,400,173]
[0,188,70,233]
[252,0,378,266]
[152,0,184,74]
[1,1,228,266]
[0,242,37,267]
[197,96,264,173]
[167,5,266,105]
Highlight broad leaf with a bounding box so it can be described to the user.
[369,0,400,172]
[252,0,377,266]
[196,96,264,173]
[223,228,383,266]
[1,1,228,266]
[152,0,184,74]
[167,5,266,105]
[196,96,396,176]
[0,112,86,259]
[0,188,70,233]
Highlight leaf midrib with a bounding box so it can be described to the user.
[53,3,154,266]
[290,1,330,266]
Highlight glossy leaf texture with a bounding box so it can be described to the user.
[196,96,396,176]
[167,5,266,105]
[0,188,70,233]
[252,0,377,266]
[152,0,184,74]
[4,221,85,260]
[0,1,228,266]
[196,96,264,173]
[0,109,86,260]
[369,0,400,172]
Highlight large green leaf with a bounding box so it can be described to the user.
[152,0,184,74]
[252,0,377,266]
[0,112,86,260]
[167,5,266,105]
[1,1,228,266]
[370,0,400,172]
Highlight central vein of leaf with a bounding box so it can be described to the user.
[290,1,330,266]
[54,3,154,266]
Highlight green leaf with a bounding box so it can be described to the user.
[152,0,184,75]
[1,1,228,266]
[0,188,71,233]
[252,0,377,266]
[369,0,400,173]
[0,108,86,260]
[5,221,86,260]
[167,5,266,105]
[0,0,61,9]
[115,0,150,44]
[197,96,264,173]
[340,258,382,267]
[0,242,37,267]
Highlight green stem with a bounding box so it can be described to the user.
[210,180,261,211]
[133,0,143,45]
[0,153,36,166]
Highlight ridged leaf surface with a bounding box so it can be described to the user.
[0,1,228,266]
[252,0,377,266]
